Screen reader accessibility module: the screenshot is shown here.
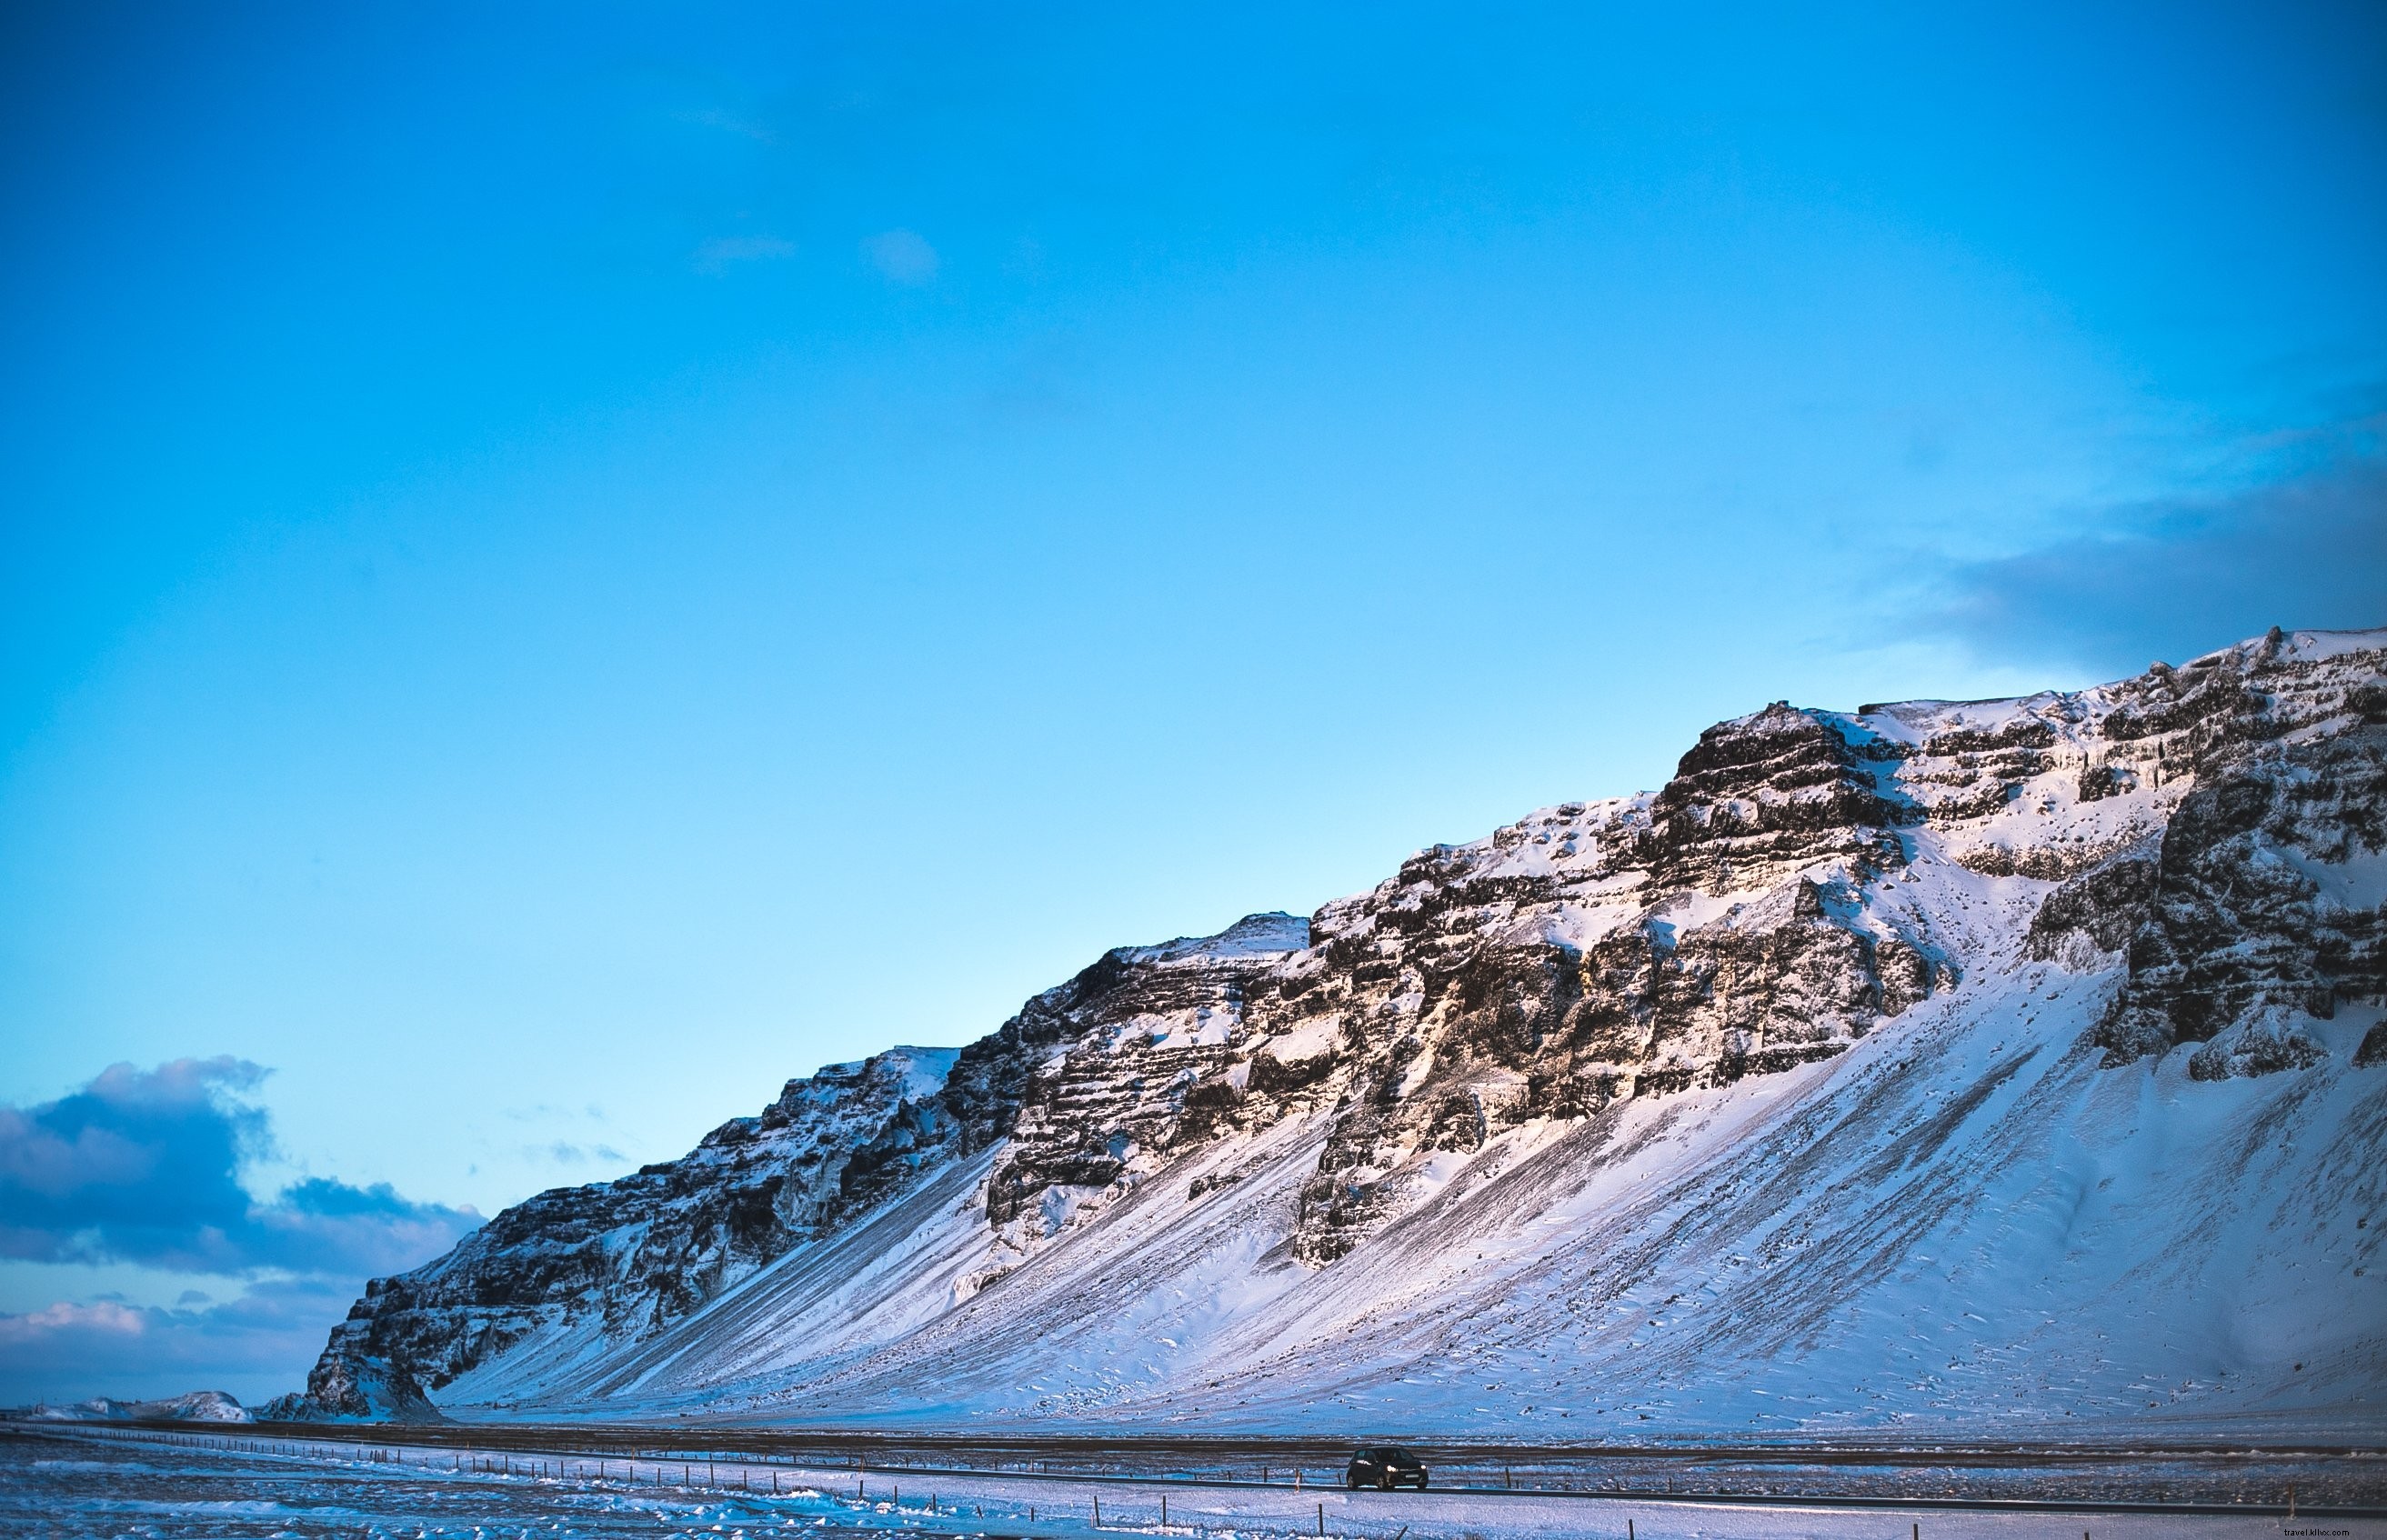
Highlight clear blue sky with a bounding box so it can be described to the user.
[2,1,2382,1402]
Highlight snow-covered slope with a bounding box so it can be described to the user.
[276,627,2387,1436]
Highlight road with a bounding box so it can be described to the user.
[18,1417,2380,1534]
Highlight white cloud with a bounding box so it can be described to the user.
[0,1299,145,1347]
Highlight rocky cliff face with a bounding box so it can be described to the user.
[273,627,2387,1428]
[2015,629,2387,1074]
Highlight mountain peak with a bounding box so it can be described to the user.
[1113,911,1311,966]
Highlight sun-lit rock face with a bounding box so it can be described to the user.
[1244,699,1951,1266]
[273,627,2386,1428]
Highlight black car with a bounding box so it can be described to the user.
[1345,1445,1428,1490]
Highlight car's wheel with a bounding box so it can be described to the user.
[1416,1475,1429,1489]
[1346,1475,1359,1490]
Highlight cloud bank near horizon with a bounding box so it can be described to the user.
[0,1277,359,1408]
[0,1057,480,1405]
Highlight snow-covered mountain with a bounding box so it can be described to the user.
[270,626,2387,1436]
[27,1391,252,1424]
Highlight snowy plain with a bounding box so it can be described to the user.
[4,1425,2378,1540]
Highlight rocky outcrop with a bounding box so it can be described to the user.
[984,914,1308,1236]
[2024,837,2161,965]
[259,1346,445,1424]
[1249,732,1945,1265]
[1638,702,1914,888]
[2083,641,2387,1074]
[275,626,2387,1419]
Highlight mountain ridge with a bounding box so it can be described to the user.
[267,626,2387,1435]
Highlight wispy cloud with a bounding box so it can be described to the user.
[0,1058,478,1279]
[527,1140,626,1166]
[692,235,797,275]
[862,228,938,285]
[497,1103,627,1169]
[1910,449,2387,676]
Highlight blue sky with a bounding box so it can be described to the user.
[1,1,2381,1403]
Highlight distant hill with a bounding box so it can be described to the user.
[23,1390,252,1424]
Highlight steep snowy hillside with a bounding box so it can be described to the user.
[274,627,2387,1436]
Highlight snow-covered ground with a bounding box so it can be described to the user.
[5,1425,2378,1540]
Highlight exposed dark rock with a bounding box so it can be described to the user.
[979,915,1308,1230]
[1637,704,1913,890]
[2026,839,2161,962]
[2092,724,2387,1067]
[2188,1018,2328,1081]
